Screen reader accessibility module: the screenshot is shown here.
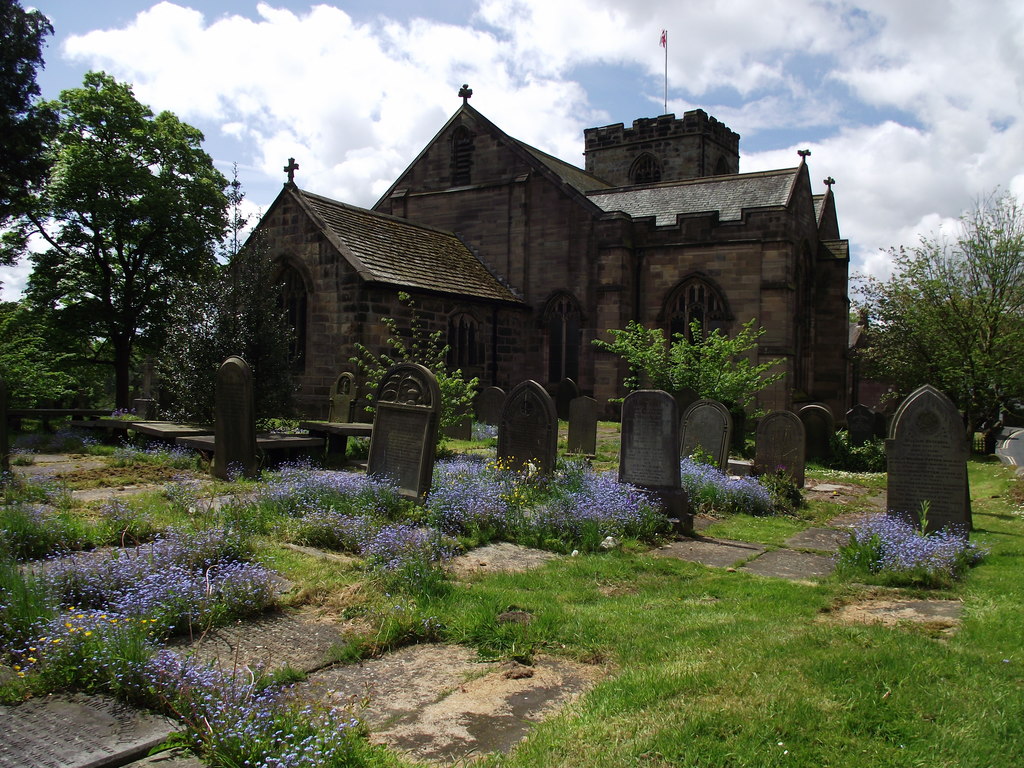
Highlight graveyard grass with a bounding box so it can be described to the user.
[2,427,1024,767]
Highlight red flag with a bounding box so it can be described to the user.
[660,29,667,47]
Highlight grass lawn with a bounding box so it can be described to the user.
[2,426,1023,767]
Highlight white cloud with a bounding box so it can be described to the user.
[49,0,1024,292]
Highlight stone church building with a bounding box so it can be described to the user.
[254,90,850,419]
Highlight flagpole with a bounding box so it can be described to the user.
[661,29,668,114]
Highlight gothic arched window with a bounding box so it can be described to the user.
[630,153,662,185]
[664,276,730,341]
[447,312,482,369]
[451,126,474,186]
[279,265,308,370]
[543,293,581,383]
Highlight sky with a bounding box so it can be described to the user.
[8,0,1024,301]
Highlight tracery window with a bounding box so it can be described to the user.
[630,153,662,184]
[447,312,482,369]
[279,265,308,370]
[665,276,730,341]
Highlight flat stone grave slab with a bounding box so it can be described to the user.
[124,748,204,767]
[448,542,560,577]
[170,610,345,673]
[0,693,176,768]
[741,549,835,580]
[280,542,357,565]
[654,537,766,569]
[72,484,166,503]
[828,598,963,632]
[827,511,876,528]
[304,643,601,764]
[13,454,108,477]
[784,527,850,552]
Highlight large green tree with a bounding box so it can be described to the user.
[0,0,54,230]
[5,71,228,407]
[856,192,1024,437]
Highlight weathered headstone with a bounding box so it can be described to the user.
[619,390,690,531]
[798,402,834,461]
[0,693,175,768]
[846,403,876,447]
[679,398,733,471]
[555,377,580,421]
[328,371,357,423]
[474,386,506,425]
[213,355,258,480]
[443,411,473,440]
[567,395,598,456]
[886,384,971,534]
[497,380,558,473]
[753,410,806,487]
[366,363,441,499]
[132,356,159,419]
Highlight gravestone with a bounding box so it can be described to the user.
[132,356,159,419]
[679,398,732,471]
[366,363,441,499]
[798,402,834,461]
[443,411,473,440]
[753,410,806,487]
[328,371,357,423]
[846,403,876,447]
[619,390,689,531]
[567,395,598,455]
[886,384,971,534]
[0,376,7,474]
[213,356,258,480]
[475,386,506,425]
[555,377,580,421]
[497,380,558,473]
[0,693,175,768]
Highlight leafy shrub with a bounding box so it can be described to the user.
[824,431,886,472]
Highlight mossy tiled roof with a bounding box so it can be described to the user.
[296,188,520,304]
[586,168,799,225]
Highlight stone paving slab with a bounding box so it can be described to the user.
[830,598,963,629]
[0,693,176,768]
[12,455,108,477]
[170,610,349,674]
[741,549,835,580]
[448,542,560,577]
[304,643,601,764]
[654,537,766,568]
[125,749,205,767]
[784,527,850,552]
[827,511,874,528]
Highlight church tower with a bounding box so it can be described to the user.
[583,109,740,186]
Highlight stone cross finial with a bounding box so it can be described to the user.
[824,176,836,190]
[283,157,299,184]
[459,84,473,103]
[797,149,811,160]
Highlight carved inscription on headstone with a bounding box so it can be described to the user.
[754,410,806,487]
[679,398,732,471]
[475,386,506,425]
[886,384,971,534]
[497,380,558,473]
[328,372,357,423]
[366,363,440,499]
[619,390,680,489]
[798,402,834,461]
[213,355,257,480]
[567,395,598,456]
[0,693,175,768]
[846,403,876,447]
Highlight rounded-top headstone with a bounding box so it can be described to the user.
[213,355,257,480]
[497,380,558,473]
[798,402,834,461]
[754,410,806,487]
[679,398,733,471]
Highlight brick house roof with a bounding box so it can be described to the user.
[295,188,521,304]
[585,168,799,225]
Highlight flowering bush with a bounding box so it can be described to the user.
[837,513,986,587]
[425,457,516,542]
[680,458,774,516]
[0,502,89,560]
[360,522,460,594]
[259,463,409,520]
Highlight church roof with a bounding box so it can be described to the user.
[516,142,613,194]
[821,239,849,260]
[585,168,799,226]
[295,188,521,304]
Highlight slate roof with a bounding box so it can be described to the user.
[586,168,799,226]
[813,194,826,224]
[821,239,849,260]
[516,141,613,194]
[296,188,521,304]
